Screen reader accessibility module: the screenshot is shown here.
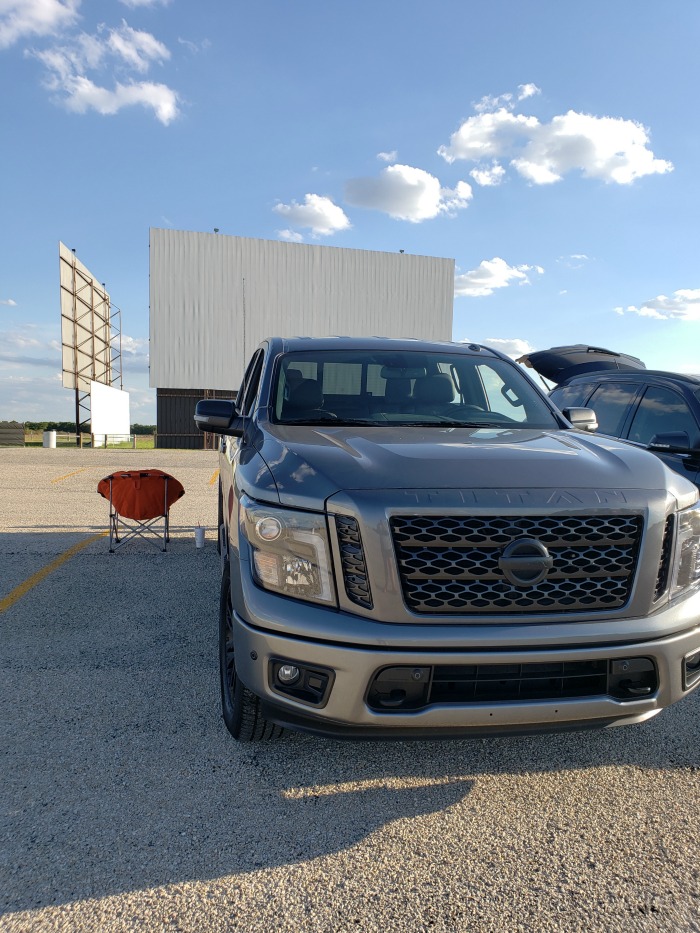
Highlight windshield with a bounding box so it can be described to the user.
[271,349,561,429]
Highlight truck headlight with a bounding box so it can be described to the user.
[240,496,336,606]
[670,502,700,600]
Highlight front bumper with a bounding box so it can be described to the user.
[232,575,700,739]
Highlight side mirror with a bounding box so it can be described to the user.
[194,399,244,437]
[647,431,691,453]
[563,407,598,432]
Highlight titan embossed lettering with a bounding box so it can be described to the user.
[594,490,627,504]
[546,491,583,505]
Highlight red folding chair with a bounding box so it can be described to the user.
[97,470,185,552]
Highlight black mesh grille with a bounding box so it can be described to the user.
[366,658,659,710]
[654,515,674,601]
[390,514,643,614]
[430,661,608,702]
[336,516,373,609]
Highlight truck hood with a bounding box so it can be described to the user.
[256,423,685,510]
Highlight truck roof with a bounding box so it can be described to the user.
[268,335,503,358]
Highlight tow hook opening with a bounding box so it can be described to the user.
[683,650,700,690]
[608,658,657,699]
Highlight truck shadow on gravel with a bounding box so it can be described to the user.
[1,533,699,915]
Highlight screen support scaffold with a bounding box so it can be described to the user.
[59,243,123,444]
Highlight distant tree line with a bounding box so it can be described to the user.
[23,422,156,434]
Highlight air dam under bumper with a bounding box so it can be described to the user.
[232,613,700,739]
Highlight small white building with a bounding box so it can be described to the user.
[149,228,455,447]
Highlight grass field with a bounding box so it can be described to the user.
[23,433,156,449]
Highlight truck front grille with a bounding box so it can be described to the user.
[390,514,643,614]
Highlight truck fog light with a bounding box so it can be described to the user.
[277,664,301,685]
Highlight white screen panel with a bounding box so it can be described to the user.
[149,230,455,390]
[90,382,130,435]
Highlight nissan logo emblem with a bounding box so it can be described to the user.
[498,538,554,587]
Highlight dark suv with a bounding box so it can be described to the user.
[520,346,700,491]
[550,372,700,491]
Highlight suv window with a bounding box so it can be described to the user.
[550,382,595,410]
[586,382,640,436]
[627,386,700,446]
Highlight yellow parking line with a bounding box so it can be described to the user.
[51,469,86,484]
[209,469,220,486]
[0,533,107,615]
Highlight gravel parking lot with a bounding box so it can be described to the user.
[1,447,699,932]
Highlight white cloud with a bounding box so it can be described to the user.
[513,111,673,184]
[440,109,539,162]
[28,19,179,123]
[473,337,537,358]
[54,73,179,123]
[120,334,149,373]
[454,257,543,297]
[345,164,472,222]
[439,104,672,185]
[474,92,513,114]
[121,334,147,354]
[0,351,57,366]
[0,298,17,306]
[2,326,50,350]
[277,229,304,243]
[615,288,700,321]
[107,21,170,72]
[377,150,398,163]
[469,162,506,187]
[517,83,541,101]
[0,0,79,49]
[557,253,590,269]
[440,180,473,214]
[273,194,350,237]
[120,0,170,7]
[177,36,210,54]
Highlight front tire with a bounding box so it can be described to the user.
[216,480,223,556]
[219,562,283,741]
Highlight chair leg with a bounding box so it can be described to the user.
[163,478,169,550]
[108,478,116,552]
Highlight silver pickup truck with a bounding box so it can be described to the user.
[195,336,700,741]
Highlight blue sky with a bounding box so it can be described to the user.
[1,0,698,424]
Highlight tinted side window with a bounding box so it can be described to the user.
[237,350,265,416]
[627,386,700,446]
[550,382,595,410]
[586,383,640,437]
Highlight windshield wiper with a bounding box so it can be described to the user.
[387,419,511,428]
[280,416,339,425]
